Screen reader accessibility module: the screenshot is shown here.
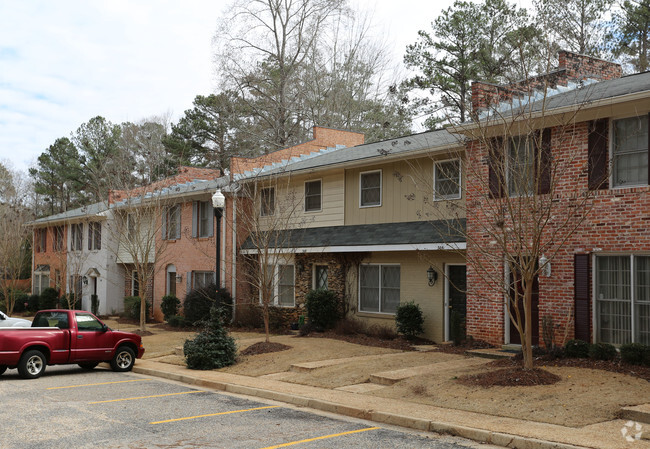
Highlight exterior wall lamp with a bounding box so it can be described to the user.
[175,274,182,283]
[82,276,89,286]
[427,266,438,286]
[539,254,551,277]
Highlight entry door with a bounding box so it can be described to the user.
[508,272,539,345]
[447,265,467,342]
[168,272,177,296]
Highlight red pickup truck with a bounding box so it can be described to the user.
[0,310,145,379]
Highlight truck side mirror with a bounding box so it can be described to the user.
[101,324,109,332]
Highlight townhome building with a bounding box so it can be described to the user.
[459,51,650,347]
[222,128,467,342]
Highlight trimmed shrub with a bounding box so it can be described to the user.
[184,307,237,370]
[91,294,99,316]
[564,339,590,358]
[183,285,233,325]
[395,301,425,340]
[60,294,82,310]
[123,296,151,320]
[588,342,617,360]
[39,288,59,310]
[233,302,263,328]
[620,343,650,366]
[305,289,340,331]
[161,295,181,321]
[167,315,187,328]
[27,294,41,312]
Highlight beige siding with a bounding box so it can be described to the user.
[344,155,465,225]
[258,170,345,230]
[348,250,466,343]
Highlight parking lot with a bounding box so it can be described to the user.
[0,365,496,449]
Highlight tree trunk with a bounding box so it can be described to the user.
[522,280,534,370]
[140,292,147,332]
[263,303,270,343]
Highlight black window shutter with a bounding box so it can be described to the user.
[588,119,609,190]
[488,137,504,198]
[574,254,591,342]
[536,128,552,194]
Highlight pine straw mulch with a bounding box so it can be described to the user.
[457,367,561,387]
[240,341,292,356]
[301,330,422,351]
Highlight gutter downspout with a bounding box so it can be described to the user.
[230,182,242,324]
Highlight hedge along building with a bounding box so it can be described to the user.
[223,127,467,342]
[456,50,650,350]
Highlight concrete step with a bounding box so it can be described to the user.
[369,358,490,386]
[174,346,183,356]
[466,348,518,359]
[290,353,408,373]
[621,404,650,425]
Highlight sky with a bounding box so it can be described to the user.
[0,0,528,174]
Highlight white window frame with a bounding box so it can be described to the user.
[164,204,181,240]
[198,201,211,238]
[304,179,322,213]
[610,115,649,189]
[70,223,83,252]
[131,271,139,297]
[593,253,650,345]
[358,263,401,314]
[506,135,535,197]
[33,266,50,295]
[88,221,101,251]
[192,270,215,289]
[433,158,462,201]
[313,265,329,290]
[359,170,382,208]
[260,186,275,217]
[259,262,295,307]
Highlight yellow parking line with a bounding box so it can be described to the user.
[150,405,280,425]
[260,427,381,449]
[47,379,151,390]
[90,390,203,404]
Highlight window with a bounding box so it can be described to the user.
[33,265,50,295]
[88,222,101,250]
[75,312,104,331]
[360,170,381,207]
[192,271,215,289]
[192,201,213,238]
[260,187,275,216]
[507,136,535,196]
[359,264,400,314]
[35,229,47,253]
[278,265,295,306]
[163,205,181,240]
[127,214,136,242]
[315,265,328,290]
[304,180,322,212]
[612,116,648,187]
[71,223,83,251]
[434,159,461,200]
[131,271,139,297]
[596,255,650,345]
[53,226,64,252]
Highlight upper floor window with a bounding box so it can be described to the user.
[127,214,136,242]
[53,226,64,252]
[163,204,181,240]
[304,180,322,212]
[88,222,101,251]
[71,223,83,251]
[360,170,382,207]
[434,160,461,200]
[35,229,47,253]
[192,201,213,238]
[612,116,648,187]
[261,187,275,216]
[507,136,535,196]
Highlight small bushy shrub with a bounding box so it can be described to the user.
[167,315,187,328]
[59,294,82,310]
[184,307,237,370]
[161,295,181,321]
[395,301,425,340]
[123,296,151,320]
[305,289,340,331]
[588,342,617,361]
[39,288,59,310]
[12,292,29,313]
[620,343,650,366]
[91,294,99,315]
[27,294,40,312]
[564,339,590,358]
[233,302,263,328]
[184,285,233,325]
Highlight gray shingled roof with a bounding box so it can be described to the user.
[241,219,466,250]
[233,128,459,180]
[30,202,108,225]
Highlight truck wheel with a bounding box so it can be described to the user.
[78,362,99,370]
[110,346,135,372]
[18,350,46,379]
[0,365,6,375]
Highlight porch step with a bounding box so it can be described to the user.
[465,348,517,359]
[501,344,522,352]
[621,404,650,425]
[369,358,490,385]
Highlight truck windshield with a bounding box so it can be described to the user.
[33,312,69,329]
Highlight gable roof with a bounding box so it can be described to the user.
[30,202,109,226]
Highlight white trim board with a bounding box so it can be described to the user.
[240,242,466,255]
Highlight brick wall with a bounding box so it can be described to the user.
[32,225,68,294]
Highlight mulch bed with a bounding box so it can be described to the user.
[240,341,291,356]
[301,330,418,351]
[458,367,561,387]
[434,339,494,355]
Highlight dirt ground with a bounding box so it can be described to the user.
[126,323,650,428]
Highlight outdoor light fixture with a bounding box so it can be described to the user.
[82,276,88,286]
[175,274,182,283]
[427,266,438,286]
[539,254,551,277]
[296,260,304,273]
[212,189,225,289]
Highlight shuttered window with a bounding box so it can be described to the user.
[612,116,649,187]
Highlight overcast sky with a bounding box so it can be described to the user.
[0,0,531,174]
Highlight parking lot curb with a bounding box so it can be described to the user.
[133,364,590,449]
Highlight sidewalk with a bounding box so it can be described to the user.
[133,358,650,449]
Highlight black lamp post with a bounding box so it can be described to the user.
[212,189,225,289]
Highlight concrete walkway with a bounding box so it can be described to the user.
[133,358,650,449]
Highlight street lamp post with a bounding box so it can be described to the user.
[212,189,225,289]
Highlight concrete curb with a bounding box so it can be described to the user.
[133,365,590,449]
